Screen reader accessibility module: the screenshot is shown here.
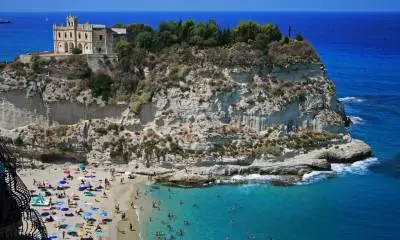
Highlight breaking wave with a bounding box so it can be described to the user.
[301,158,379,184]
[339,96,365,103]
[331,157,379,175]
[228,174,278,183]
[350,116,365,125]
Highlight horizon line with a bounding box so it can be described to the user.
[1,10,400,13]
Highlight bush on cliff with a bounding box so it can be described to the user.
[72,47,82,54]
[296,34,304,41]
[89,73,113,101]
[120,19,284,54]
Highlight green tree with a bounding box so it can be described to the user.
[260,23,282,42]
[235,21,260,43]
[126,23,153,42]
[135,32,154,50]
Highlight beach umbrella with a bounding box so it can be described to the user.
[41,212,50,217]
[100,211,108,218]
[61,207,69,211]
[124,171,131,175]
[78,176,85,180]
[79,163,86,171]
[59,180,67,185]
[48,233,58,239]
[95,232,104,237]
[67,230,77,236]
[59,224,69,229]
[63,170,70,174]
[82,212,92,218]
[87,218,97,222]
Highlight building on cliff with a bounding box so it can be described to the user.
[53,16,126,55]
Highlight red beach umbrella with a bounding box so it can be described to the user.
[64,170,71,174]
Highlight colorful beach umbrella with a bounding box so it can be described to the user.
[63,170,70,174]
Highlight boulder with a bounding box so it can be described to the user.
[326,140,372,163]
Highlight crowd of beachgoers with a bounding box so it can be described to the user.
[19,164,147,240]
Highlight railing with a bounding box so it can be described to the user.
[0,141,47,240]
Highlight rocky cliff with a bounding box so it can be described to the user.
[0,41,371,185]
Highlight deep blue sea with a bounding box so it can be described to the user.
[1,12,400,240]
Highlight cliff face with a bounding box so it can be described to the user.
[0,41,369,181]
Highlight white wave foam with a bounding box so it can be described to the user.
[331,157,379,175]
[350,116,365,125]
[300,157,379,185]
[339,96,365,103]
[301,171,336,184]
[227,174,278,184]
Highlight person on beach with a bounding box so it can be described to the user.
[122,212,126,220]
[129,223,134,231]
[62,231,66,239]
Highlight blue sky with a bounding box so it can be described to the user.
[2,0,400,12]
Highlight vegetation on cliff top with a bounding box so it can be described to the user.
[116,20,283,53]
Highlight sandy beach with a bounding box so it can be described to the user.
[18,164,149,240]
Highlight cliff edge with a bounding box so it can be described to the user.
[0,38,371,185]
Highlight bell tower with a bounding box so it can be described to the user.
[66,16,78,28]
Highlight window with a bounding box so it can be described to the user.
[78,33,81,39]
[64,32,67,38]
[98,47,102,53]
[85,33,88,39]
[99,35,103,40]
[70,32,72,38]
[58,32,61,38]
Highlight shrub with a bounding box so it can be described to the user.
[296,34,304,41]
[14,136,24,147]
[130,91,153,114]
[283,36,290,44]
[72,47,82,54]
[89,73,113,101]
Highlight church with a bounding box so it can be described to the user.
[53,16,126,55]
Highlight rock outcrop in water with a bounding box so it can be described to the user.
[0,40,371,185]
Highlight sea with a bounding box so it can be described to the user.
[1,11,400,240]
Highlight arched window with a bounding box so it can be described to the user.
[58,32,61,38]
[64,32,67,38]
[78,33,81,39]
[85,33,88,39]
[70,32,72,38]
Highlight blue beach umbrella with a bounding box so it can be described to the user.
[67,230,78,236]
[59,180,67,185]
[100,211,108,217]
[61,207,69,211]
[82,212,92,218]
[48,233,58,239]
[95,232,104,237]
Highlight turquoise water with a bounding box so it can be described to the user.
[1,12,400,240]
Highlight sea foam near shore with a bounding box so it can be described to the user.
[301,157,380,184]
[339,96,365,103]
